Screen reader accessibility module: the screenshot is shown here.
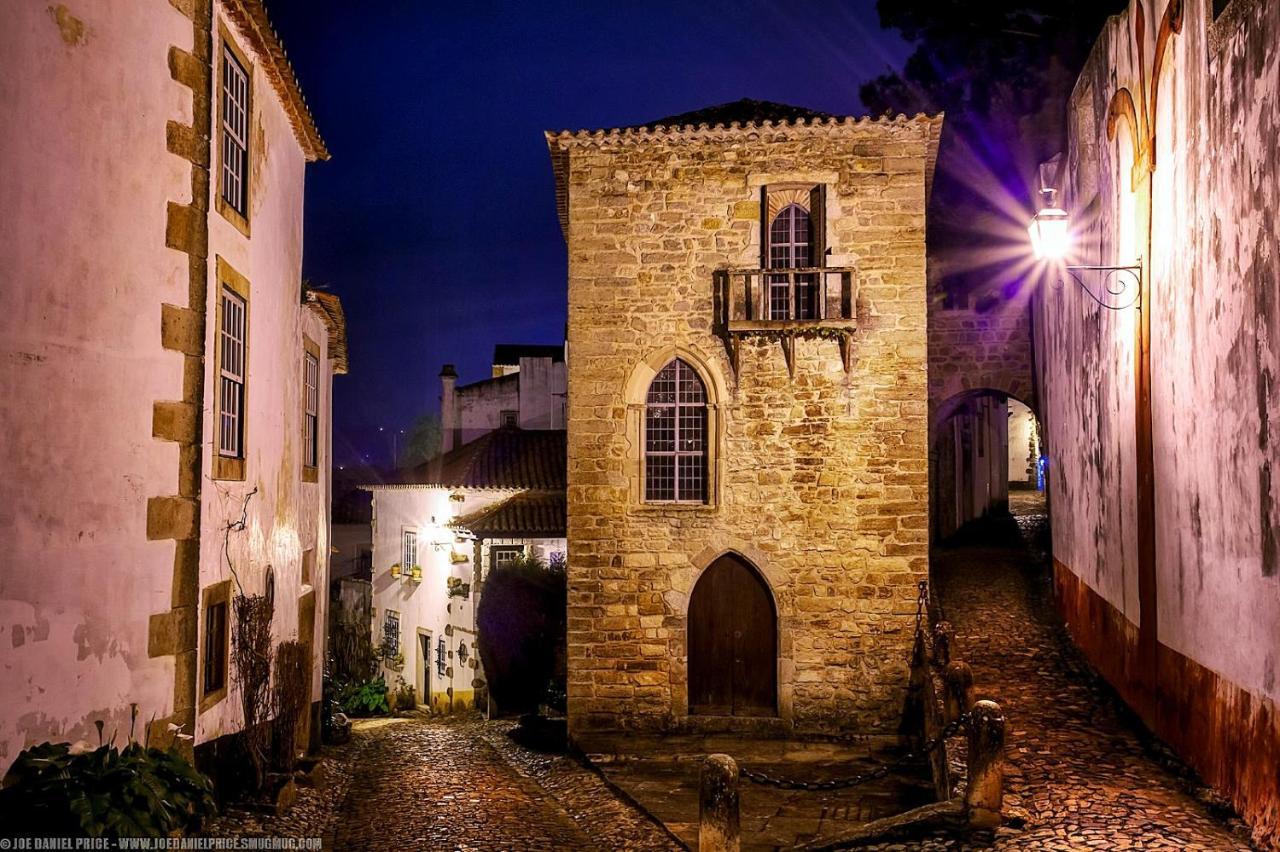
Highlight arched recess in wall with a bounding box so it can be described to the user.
[621,346,727,507]
[1150,9,1179,317]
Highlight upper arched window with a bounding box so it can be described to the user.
[767,204,817,320]
[645,359,707,502]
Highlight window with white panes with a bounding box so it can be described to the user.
[220,44,249,216]
[219,288,246,458]
[644,359,707,502]
[303,350,319,468]
[402,530,417,572]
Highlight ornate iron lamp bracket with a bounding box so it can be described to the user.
[1059,263,1143,311]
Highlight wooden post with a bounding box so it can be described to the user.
[943,661,975,724]
[699,754,740,852]
[965,700,1005,829]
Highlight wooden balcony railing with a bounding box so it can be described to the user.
[719,267,859,333]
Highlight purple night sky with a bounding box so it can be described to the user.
[265,1,911,466]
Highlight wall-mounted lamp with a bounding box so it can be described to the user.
[1029,188,1142,311]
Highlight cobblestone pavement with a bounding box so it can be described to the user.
[897,512,1254,851]
[328,714,606,850]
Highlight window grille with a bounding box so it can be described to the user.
[219,288,246,458]
[500,410,518,428]
[220,45,249,216]
[436,638,446,676]
[767,204,818,320]
[458,642,468,665]
[402,530,417,571]
[303,351,319,467]
[383,610,400,659]
[203,601,227,694]
[645,359,707,502]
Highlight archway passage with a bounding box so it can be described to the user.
[931,389,1044,542]
[688,554,777,716]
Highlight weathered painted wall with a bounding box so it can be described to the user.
[0,1,194,763]
[1039,0,1279,841]
[933,395,1010,539]
[553,115,940,739]
[193,1,333,746]
[0,0,336,767]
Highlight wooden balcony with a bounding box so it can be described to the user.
[719,267,859,331]
[716,267,860,376]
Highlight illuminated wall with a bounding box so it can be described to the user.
[1037,0,1279,842]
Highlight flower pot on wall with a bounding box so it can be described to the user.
[410,566,422,582]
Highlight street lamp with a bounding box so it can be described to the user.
[1029,188,1143,311]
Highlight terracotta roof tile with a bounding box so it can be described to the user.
[304,289,348,374]
[374,428,566,491]
[451,490,565,538]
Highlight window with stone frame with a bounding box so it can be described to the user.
[199,580,232,713]
[302,340,320,475]
[213,257,250,481]
[218,36,250,225]
[761,185,827,320]
[644,359,707,502]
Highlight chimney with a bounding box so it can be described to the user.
[439,364,458,452]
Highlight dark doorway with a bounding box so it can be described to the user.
[688,554,777,716]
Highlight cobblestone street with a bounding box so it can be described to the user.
[905,507,1255,851]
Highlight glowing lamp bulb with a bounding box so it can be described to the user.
[1029,191,1070,261]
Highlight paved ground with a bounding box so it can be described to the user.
[899,509,1253,851]
[597,736,934,850]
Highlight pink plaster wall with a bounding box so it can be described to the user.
[0,1,193,764]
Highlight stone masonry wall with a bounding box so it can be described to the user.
[927,300,1036,424]
[553,115,941,739]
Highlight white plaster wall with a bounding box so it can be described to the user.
[455,375,519,445]
[0,1,192,765]
[516,357,567,431]
[1041,0,1279,702]
[194,2,332,744]
[369,488,509,708]
[1148,0,1279,699]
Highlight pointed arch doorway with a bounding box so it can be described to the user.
[688,554,777,716]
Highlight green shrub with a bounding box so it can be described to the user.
[393,678,417,712]
[476,552,567,715]
[0,740,216,837]
[337,676,390,717]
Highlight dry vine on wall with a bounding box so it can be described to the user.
[233,593,274,793]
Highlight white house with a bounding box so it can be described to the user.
[440,344,567,452]
[0,0,345,780]
[364,428,566,713]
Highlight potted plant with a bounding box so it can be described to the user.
[410,564,422,581]
[390,563,402,579]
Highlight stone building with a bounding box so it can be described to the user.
[440,344,567,452]
[547,99,943,741]
[1036,0,1278,843]
[0,0,345,773]
[364,429,566,713]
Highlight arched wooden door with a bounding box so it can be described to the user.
[688,554,777,716]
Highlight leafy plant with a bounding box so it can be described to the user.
[337,677,390,717]
[0,740,216,837]
[393,677,417,712]
[476,552,567,716]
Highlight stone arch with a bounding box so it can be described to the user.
[622,345,728,507]
[931,386,1037,436]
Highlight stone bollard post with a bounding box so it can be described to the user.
[931,621,954,668]
[699,754,740,852]
[943,661,975,724]
[964,700,1005,829]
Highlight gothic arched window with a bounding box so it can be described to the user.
[767,203,818,320]
[645,359,707,502]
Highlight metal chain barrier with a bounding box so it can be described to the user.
[739,712,971,791]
